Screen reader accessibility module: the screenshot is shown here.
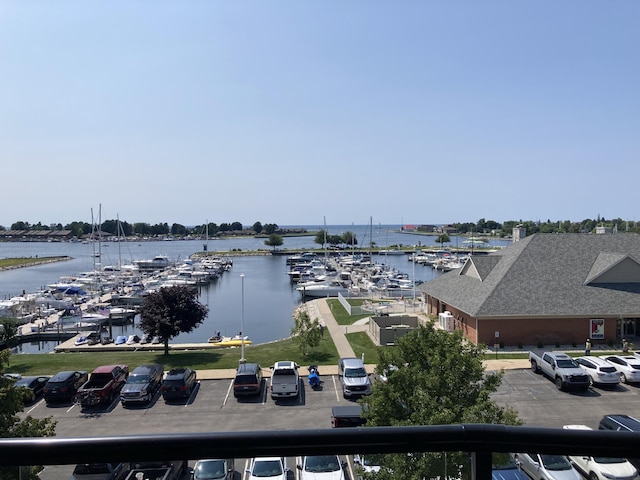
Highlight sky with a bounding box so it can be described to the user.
[1,1,638,228]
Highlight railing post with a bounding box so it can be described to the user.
[471,452,492,480]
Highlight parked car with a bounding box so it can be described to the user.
[13,375,50,403]
[297,455,346,480]
[563,425,639,480]
[492,454,529,480]
[331,405,366,428]
[120,363,164,405]
[43,370,89,404]
[77,365,129,407]
[598,415,640,470]
[233,363,263,398]
[160,367,197,401]
[514,453,581,480]
[269,361,300,400]
[575,357,620,387]
[354,454,382,475]
[338,357,372,398]
[70,463,129,480]
[192,459,235,480]
[246,457,288,480]
[600,355,640,384]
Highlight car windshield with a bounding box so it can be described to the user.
[556,359,578,368]
[252,460,283,477]
[128,375,150,384]
[594,457,627,464]
[195,460,227,479]
[304,456,341,472]
[345,367,367,378]
[540,455,571,470]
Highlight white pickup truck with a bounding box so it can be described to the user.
[529,351,590,391]
[269,361,299,400]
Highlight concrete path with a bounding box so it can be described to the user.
[304,298,368,359]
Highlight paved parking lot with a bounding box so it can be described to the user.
[26,368,640,479]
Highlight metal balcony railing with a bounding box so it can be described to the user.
[1,424,639,479]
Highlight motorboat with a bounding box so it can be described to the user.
[297,279,350,298]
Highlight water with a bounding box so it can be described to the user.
[0,226,511,353]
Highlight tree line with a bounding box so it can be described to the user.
[4,215,640,240]
[1,220,284,240]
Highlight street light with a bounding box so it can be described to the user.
[240,273,246,364]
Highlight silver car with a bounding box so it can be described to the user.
[515,453,581,480]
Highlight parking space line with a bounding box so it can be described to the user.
[331,375,341,401]
[66,403,77,413]
[223,379,234,406]
[26,398,44,415]
[185,381,200,407]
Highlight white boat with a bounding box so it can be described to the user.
[297,279,350,298]
[133,255,171,271]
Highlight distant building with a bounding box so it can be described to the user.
[418,233,640,347]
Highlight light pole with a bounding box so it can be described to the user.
[240,273,246,364]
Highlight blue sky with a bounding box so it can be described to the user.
[1,1,638,228]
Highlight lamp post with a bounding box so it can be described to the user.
[240,273,246,364]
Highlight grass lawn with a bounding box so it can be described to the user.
[326,299,372,325]
[5,336,341,376]
[345,331,381,365]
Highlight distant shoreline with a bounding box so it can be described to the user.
[0,256,72,272]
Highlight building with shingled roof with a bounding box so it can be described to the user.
[418,233,640,347]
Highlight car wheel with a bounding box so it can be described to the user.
[555,377,564,390]
[621,373,627,384]
[588,376,594,386]
[590,472,599,480]
[531,361,539,373]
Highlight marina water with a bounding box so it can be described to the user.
[0,225,511,353]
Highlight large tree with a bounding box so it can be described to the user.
[264,233,283,252]
[291,308,321,356]
[0,349,57,480]
[361,322,521,480]
[138,286,209,355]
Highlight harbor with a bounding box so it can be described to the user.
[0,227,511,354]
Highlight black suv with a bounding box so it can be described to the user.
[598,415,640,469]
[161,367,197,401]
[43,370,89,404]
[120,364,164,405]
[599,414,640,432]
[233,363,263,398]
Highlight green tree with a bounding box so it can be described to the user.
[231,221,243,231]
[291,308,321,356]
[264,233,284,252]
[0,318,19,345]
[342,231,357,247]
[0,349,57,480]
[138,286,209,355]
[263,223,279,234]
[361,322,520,480]
[435,234,450,248]
[252,222,263,234]
[314,229,327,247]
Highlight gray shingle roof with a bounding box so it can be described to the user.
[418,233,640,318]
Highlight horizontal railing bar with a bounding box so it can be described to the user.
[1,424,640,467]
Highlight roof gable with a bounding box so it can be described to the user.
[585,253,640,284]
[460,256,502,281]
